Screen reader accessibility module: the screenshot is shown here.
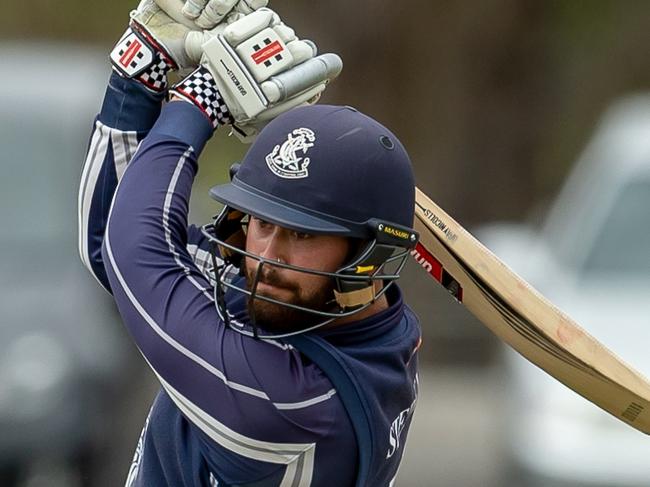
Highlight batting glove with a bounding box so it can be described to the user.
[110,0,263,92]
[171,8,342,141]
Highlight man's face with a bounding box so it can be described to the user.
[244,216,350,333]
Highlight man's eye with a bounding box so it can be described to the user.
[293,231,312,240]
[254,217,272,228]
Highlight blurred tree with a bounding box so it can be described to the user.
[2,0,649,224]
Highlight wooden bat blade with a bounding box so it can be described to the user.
[413,187,650,434]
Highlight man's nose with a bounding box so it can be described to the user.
[258,227,287,264]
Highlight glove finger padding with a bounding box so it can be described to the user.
[233,0,268,15]
[259,54,338,103]
[284,39,316,68]
[131,1,195,68]
[200,8,343,142]
[196,0,239,29]
[155,0,200,29]
[179,0,267,29]
[156,0,269,35]
[182,0,207,19]
[184,30,214,65]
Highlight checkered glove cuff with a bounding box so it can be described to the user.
[169,67,234,129]
[135,56,171,92]
[110,23,177,93]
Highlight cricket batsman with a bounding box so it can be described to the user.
[78,1,422,485]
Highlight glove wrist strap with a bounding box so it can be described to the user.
[169,67,234,129]
[110,22,178,93]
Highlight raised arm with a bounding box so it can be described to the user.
[78,75,165,291]
[77,0,202,291]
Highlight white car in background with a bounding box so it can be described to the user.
[0,44,140,486]
[477,95,650,487]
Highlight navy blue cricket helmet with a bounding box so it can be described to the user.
[202,105,419,338]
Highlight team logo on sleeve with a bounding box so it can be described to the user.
[265,128,316,179]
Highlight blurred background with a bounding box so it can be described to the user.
[1,1,650,486]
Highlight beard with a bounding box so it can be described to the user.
[244,263,336,334]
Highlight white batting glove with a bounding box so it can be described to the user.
[110,0,219,92]
[196,8,343,141]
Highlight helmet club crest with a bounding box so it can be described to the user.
[265,127,316,179]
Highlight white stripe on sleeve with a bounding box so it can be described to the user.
[78,120,140,291]
[78,122,110,278]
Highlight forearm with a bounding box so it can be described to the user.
[100,72,164,129]
[78,73,164,292]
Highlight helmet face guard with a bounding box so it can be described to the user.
[200,206,417,339]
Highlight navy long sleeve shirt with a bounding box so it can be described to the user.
[78,74,421,487]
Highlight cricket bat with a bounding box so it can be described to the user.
[412,187,650,434]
